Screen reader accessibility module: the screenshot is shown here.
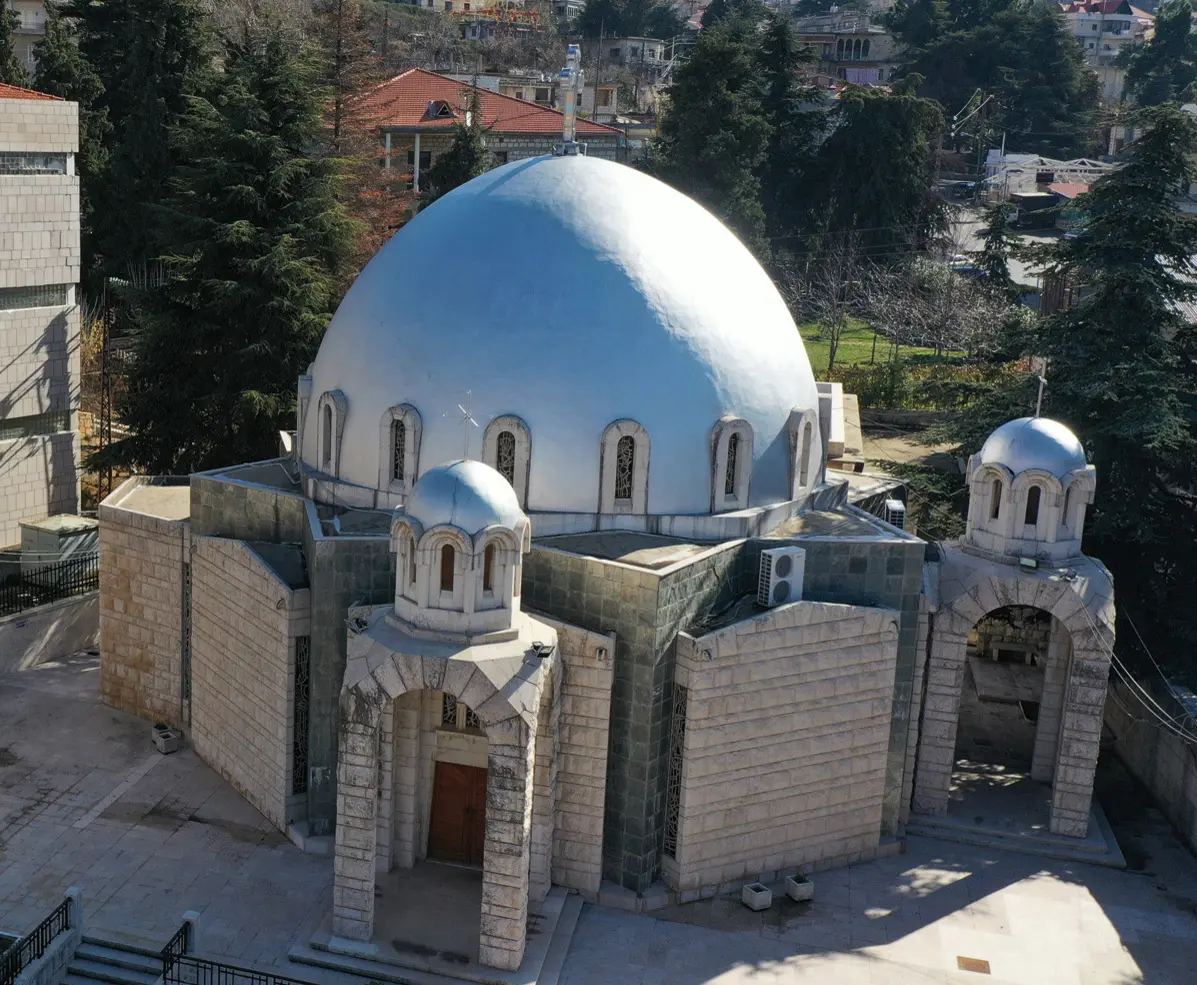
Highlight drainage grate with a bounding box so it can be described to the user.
[957,956,991,974]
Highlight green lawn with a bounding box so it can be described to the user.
[799,321,941,375]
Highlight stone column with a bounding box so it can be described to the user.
[1049,645,1107,837]
[392,692,420,868]
[529,681,556,903]
[912,627,969,816]
[333,718,381,940]
[1031,621,1070,782]
[479,717,535,971]
[376,703,395,874]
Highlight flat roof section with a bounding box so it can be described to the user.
[535,532,709,570]
[116,485,191,521]
[769,509,902,540]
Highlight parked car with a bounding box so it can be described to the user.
[949,181,977,199]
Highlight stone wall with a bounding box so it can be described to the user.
[0,431,78,547]
[0,98,78,155]
[190,470,309,543]
[530,614,616,897]
[1105,677,1197,856]
[667,601,900,895]
[98,499,188,729]
[190,537,310,831]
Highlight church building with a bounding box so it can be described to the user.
[97,154,1114,974]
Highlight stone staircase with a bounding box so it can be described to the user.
[61,937,163,985]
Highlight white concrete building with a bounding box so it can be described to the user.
[10,0,46,77]
[1060,0,1154,103]
[0,82,81,548]
[98,155,1114,980]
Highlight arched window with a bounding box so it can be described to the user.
[321,405,333,469]
[440,544,455,592]
[799,422,813,487]
[1062,486,1072,530]
[408,536,417,585]
[614,435,635,502]
[392,420,406,482]
[1024,485,1041,526]
[724,433,739,496]
[483,544,495,592]
[496,431,516,484]
[990,479,1002,520]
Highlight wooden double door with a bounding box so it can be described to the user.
[427,761,488,865]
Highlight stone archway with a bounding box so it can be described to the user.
[912,554,1114,837]
[332,640,554,971]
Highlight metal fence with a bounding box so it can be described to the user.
[163,955,316,985]
[0,552,99,618]
[0,898,71,985]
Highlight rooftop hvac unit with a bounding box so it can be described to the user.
[757,547,806,608]
[884,499,907,530]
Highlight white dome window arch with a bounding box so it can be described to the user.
[316,390,347,478]
[378,404,423,496]
[482,415,531,508]
[710,417,753,513]
[419,525,473,613]
[966,463,1014,539]
[787,409,820,499]
[599,419,650,514]
[472,526,524,613]
[1011,471,1063,543]
[390,514,425,605]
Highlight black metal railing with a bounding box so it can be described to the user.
[163,955,316,985]
[0,552,98,618]
[0,898,71,985]
[160,922,190,978]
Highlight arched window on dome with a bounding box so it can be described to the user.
[440,544,455,593]
[408,535,417,588]
[1024,485,1041,527]
[483,544,495,593]
[799,423,813,487]
[600,419,650,514]
[483,415,531,508]
[711,417,753,512]
[315,390,346,478]
[378,404,422,498]
[990,480,1002,520]
[1062,486,1072,532]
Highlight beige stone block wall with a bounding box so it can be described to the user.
[98,501,188,728]
[0,430,78,546]
[531,613,615,897]
[0,175,80,289]
[670,601,901,894]
[190,536,310,832]
[0,99,79,154]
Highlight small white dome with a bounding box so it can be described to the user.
[979,418,1086,478]
[405,460,525,534]
[302,154,821,513]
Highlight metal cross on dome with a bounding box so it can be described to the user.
[444,390,480,459]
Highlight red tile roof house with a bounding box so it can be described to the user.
[355,69,625,193]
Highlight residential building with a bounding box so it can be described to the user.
[0,82,81,548]
[791,11,898,85]
[445,71,627,124]
[600,36,670,70]
[358,69,624,192]
[11,0,46,77]
[100,153,1112,979]
[552,0,584,25]
[454,3,543,39]
[1060,0,1155,102]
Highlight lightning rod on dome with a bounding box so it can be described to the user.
[444,390,480,459]
[555,44,586,158]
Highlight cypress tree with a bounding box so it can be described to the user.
[0,0,29,87]
[971,202,1019,300]
[106,32,358,474]
[34,2,110,290]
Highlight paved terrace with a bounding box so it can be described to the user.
[1,650,1195,983]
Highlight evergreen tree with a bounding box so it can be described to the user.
[312,0,378,154]
[422,84,494,204]
[801,85,947,257]
[652,20,770,256]
[1123,0,1197,107]
[61,0,210,277]
[105,33,357,474]
[699,0,766,29]
[970,202,1019,300]
[34,2,111,290]
[884,0,947,50]
[576,0,685,38]
[0,0,30,87]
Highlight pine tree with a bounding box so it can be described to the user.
[884,0,947,51]
[652,20,771,257]
[60,0,209,278]
[422,84,494,205]
[970,202,1019,300]
[312,0,378,155]
[700,0,766,29]
[1123,0,1197,107]
[105,33,358,474]
[0,0,30,87]
[34,2,111,290]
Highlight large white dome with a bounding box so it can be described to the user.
[302,154,821,514]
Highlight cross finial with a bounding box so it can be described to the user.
[444,390,480,459]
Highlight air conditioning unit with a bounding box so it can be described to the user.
[757,547,806,608]
[884,499,907,530]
